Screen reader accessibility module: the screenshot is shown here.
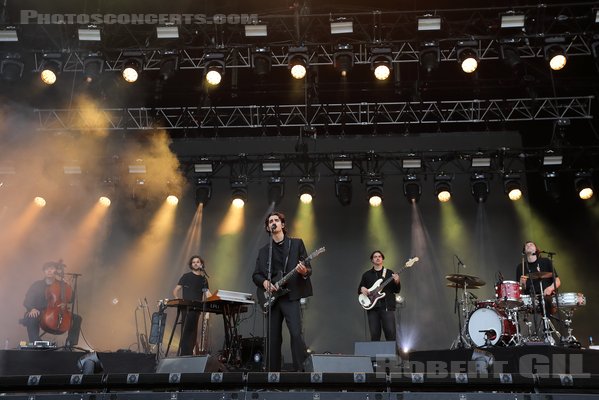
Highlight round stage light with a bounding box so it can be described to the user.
[122,66,139,83]
[373,63,391,80]
[40,69,57,85]
[34,196,46,207]
[166,195,179,205]
[98,196,111,207]
[290,63,307,80]
[206,68,223,86]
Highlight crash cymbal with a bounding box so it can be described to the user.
[445,273,486,287]
[446,283,481,289]
[526,271,553,280]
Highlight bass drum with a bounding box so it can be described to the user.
[467,307,516,347]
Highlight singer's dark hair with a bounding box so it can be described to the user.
[188,255,205,270]
[370,250,385,261]
[523,241,541,256]
[265,211,287,235]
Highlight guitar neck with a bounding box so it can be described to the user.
[375,266,407,293]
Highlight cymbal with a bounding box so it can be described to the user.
[526,271,553,280]
[446,283,481,289]
[445,273,486,287]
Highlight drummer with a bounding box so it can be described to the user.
[516,241,561,306]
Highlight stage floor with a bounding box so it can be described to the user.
[1,346,599,397]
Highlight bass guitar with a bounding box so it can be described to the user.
[256,246,325,313]
[358,257,419,310]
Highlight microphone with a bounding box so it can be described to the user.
[539,250,556,256]
[455,254,466,268]
[271,223,277,231]
[202,266,210,278]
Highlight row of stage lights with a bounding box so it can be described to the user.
[23,172,594,211]
[26,40,577,87]
[197,171,595,208]
[2,8,598,84]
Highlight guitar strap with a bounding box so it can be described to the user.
[382,268,387,278]
[283,237,291,273]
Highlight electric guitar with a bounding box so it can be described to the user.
[256,247,326,313]
[358,257,419,310]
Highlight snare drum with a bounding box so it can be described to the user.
[495,281,522,308]
[467,307,516,347]
[552,292,586,309]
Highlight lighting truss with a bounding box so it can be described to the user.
[30,35,593,73]
[33,96,593,131]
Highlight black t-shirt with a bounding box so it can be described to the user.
[177,272,209,301]
[515,257,558,295]
[358,267,401,311]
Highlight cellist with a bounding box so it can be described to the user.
[21,262,59,342]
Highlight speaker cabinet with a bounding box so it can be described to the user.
[304,354,373,373]
[354,341,397,358]
[156,355,225,373]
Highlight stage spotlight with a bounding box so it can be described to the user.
[267,176,285,205]
[98,196,111,207]
[34,196,47,208]
[252,48,271,76]
[298,177,315,204]
[195,178,212,206]
[132,179,148,209]
[500,44,521,70]
[471,173,489,203]
[82,55,104,83]
[122,59,142,83]
[40,55,62,85]
[403,174,421,203]
[419,43,440,74]
[231,181,248,208]
[0,54,24,82]
[333,45,354,77]
[545,41,567,71]
[366,178,383,207]
[166,195,179,205]
[574,172,594,200]
[370,48,392,81]
[335,175,352,206]
[204,53,225,86]
[288,47,308,80]
[434,175,452,202]
[543,171,561,201]
[503,174,522,201]
[159,51,178,80]
[457,41,479,73]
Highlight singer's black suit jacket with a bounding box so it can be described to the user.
[252,236,313,301]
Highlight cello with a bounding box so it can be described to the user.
[40,262,73,335]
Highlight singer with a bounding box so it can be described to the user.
[172,255,212,356]
[252,211,312,372]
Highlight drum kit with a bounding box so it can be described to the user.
[447,273,586,348]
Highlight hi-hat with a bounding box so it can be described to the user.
[445,273,486,287]
[446,283,481,289]
[526,271,553,280]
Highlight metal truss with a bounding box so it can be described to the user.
[33,96,593,131]
[14,2,598,72]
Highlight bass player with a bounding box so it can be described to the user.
[252,211,312,372]
[358,250,401,341]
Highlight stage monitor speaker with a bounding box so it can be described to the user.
[354,341,397,358]
[304,354,373,373]
[156,355,225,373]
[241,337,264,371]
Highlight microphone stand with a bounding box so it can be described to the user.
[264,227,275,372]
[545,252,565,345]
[524,258,541,342]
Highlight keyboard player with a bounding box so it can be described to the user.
[172,255,212,356]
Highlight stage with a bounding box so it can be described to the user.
[2,346,599,399]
